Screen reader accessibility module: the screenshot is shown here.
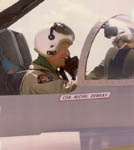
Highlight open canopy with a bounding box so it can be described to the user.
[0,0,45,29]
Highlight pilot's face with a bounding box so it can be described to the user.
[56,41,70,67]
[118,41,124,48]
[49,41,70,68]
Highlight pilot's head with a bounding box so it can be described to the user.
[112,33,134,49]
[34,22,75,68]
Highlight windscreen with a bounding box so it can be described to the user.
[86,14,134,80]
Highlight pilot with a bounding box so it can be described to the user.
[20,22,77,94]
[86,33,134,80]
[104,33,134,79]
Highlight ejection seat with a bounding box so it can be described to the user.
[104,46,134,79]
[0,29,32,69]
[0,29,32,95]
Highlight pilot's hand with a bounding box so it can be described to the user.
[63,56,79,80]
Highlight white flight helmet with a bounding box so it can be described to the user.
[34,22,75,57]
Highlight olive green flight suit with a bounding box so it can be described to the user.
[20,56,76,94]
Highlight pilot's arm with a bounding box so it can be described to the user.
[31,79,76,94]
[20,70,76,94]
[86,60,104,80]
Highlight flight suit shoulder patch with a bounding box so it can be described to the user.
[37,74,52,83]
[35,69,58,84]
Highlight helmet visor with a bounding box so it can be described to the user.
[52,22,75,41]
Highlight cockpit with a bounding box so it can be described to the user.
[85,14,134,82]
